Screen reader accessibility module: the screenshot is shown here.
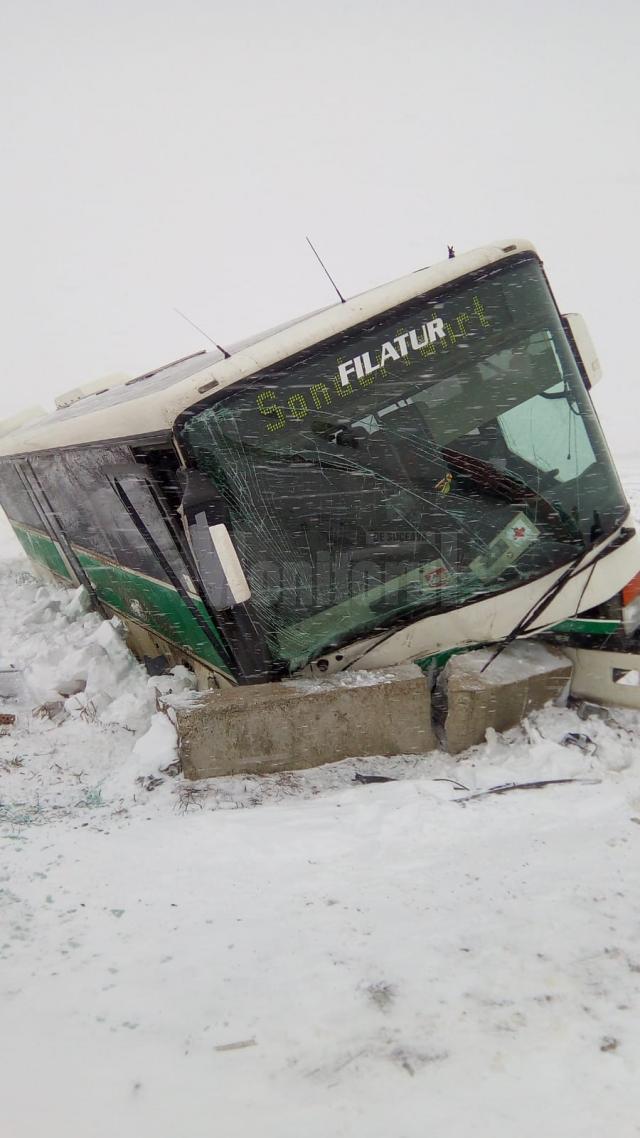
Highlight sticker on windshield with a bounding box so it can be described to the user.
[469,512,540,582]
[419,558,453,590]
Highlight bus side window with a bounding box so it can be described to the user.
[28,447,183,584]
[0,461,46,531]
[30,450,107,555]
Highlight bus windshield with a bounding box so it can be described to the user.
[179,256,628,670]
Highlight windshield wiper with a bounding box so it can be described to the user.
[480,533,619,673]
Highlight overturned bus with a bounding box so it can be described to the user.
[1,238,639,709]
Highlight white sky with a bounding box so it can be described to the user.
[1,0,638,452]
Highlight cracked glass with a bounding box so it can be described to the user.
[180,258,627,669]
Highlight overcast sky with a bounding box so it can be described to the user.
[1,0,638,453]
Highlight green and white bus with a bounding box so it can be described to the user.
[1,238,638,695]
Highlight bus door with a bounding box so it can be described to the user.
[109,460,276,683]
[105,462,237,679]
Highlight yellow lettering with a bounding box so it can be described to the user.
[257,389,286,431]
[287,393,309,421]
[473,296,490,327]
[457,312,471,337]
[333,375,353,398]
[310,383,332,410]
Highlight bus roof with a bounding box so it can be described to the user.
[0,238,537,457]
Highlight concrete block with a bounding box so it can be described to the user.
[441,642,573,755]
[176,664,436,779]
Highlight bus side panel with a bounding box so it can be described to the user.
[74,548,230,675]
[3,446,234,682]
[10,520,73,582]
[0,462,74,582]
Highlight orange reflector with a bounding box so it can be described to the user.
[622,571,640,607]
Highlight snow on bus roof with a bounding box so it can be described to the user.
[0,239,536,457]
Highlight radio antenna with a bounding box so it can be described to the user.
[173,307,231,359]
[305,236,346,304]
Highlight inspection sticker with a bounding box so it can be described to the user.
[470,512,540,582]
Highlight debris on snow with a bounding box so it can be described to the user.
[353,771,397,784]
[561,731,596,754]
[458,776,602,801]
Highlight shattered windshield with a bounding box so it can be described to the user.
[179,257,628,670]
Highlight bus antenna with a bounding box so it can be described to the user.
[173,308,231,359]
[305,236,346,304]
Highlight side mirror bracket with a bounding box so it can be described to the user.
[562,313,602,388]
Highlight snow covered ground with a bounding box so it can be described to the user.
[1,466,640,1138]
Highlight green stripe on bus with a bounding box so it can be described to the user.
[10,522,73,580]
[74,550,230,673]
[416,645,482,671]
[9,523,229,675]
[551,618,621,635]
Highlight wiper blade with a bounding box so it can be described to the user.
[480,537,614,673]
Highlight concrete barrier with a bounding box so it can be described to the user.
[439,642,573,755]
[177,664,436,779]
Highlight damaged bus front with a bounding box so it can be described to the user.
[3,240,638,706]
[176,250,640,687]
